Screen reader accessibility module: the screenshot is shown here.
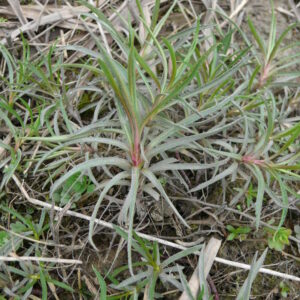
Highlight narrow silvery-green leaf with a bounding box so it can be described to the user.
[114,270,150,289]
[117,167,140,276]
[190,162,238,192]
[177,265,194,300]
[268,169,288,231]
[266,0,276,62]
[161,244,202,268]
[175,18,200,80]
[50,157,130,196]
[184,58,246,99]
[0,109,16,136]
[150,0,160,30]
[236,249,267,300]
[148,119,241,158]
[149,158,229,172]
[0,44,16,84]
[33,137,128,173]
[246,164,265,229]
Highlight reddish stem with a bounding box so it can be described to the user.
[131,129,141,167]
[242,155,264,166]
[258,63,270,88]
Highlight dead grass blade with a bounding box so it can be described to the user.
[0,5,90,45]
[179,237,221,300]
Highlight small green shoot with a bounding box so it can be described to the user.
[0,231,9,247]
[52,172,95,207]
[245,183,257,208]
[226,225,251,241]
[265,227,291,251]
[279,281,290,298]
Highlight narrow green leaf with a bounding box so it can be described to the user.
[161,244,202,268]
[113,225,148,259]
[247,17,266,57]
[39,268,47,300]
[266,0,277,61]
[246,164,265,229]
[268,170,288,230]
[47,278,75,292]
[148,271,159,300]
[177,265,194,300]
[92,266,107,299]
[175,18,200,80]
[162,37,177,86]
[134,49,161,90]
[190,162,238,193]
[149,158,229,172]
[237,249,268,300]
[268,24,297,63]
[0,205,38,238]
[128,29,139,122]
[139,17,168,90]
[150,0,160,30]
[117,167,140,276]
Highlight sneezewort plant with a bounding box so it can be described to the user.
[195,4,300,234]
[204,92,300,232]
[27,0,249,274]
[21,0,299,273]
[247,2,300,90]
